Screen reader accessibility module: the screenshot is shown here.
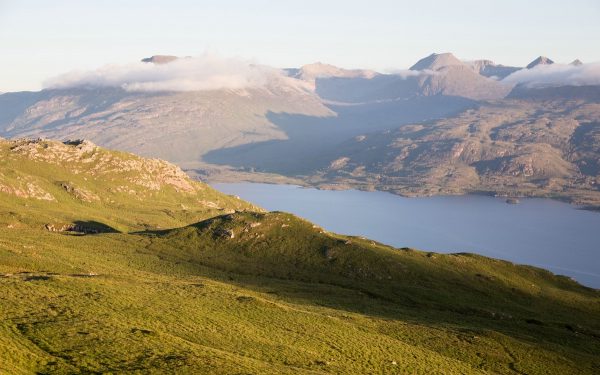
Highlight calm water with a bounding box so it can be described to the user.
[213,183,600,288]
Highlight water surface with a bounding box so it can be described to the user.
[214,183,600,288]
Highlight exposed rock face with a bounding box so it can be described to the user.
[59,181,99,202]
[468,59,495,72]
[45,223,102,234]
[64,139,97,153]
[214,227,235,239]
[526,56,554,69]
[0,178,55,201]
[328,157,350,170]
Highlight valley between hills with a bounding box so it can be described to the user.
[0,138,599,374]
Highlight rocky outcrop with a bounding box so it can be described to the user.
[45,223,102,234]
[0,172,55,201]
[214,227,235,239]
[59,182,100,202]
[7,138,198,194]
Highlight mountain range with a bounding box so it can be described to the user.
[1,52,599,207]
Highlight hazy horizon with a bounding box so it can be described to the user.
[2,0,600,92]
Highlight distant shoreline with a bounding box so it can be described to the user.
[195,168,600,213]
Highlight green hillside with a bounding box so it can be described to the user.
[0,138,257,232]
[0,139,598,374]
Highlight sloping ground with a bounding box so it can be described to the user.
[1,212,599,374]
[0,138,257,232]
[311,95,600,208]
[0,139,598,374]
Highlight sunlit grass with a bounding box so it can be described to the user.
[0,139,598,374]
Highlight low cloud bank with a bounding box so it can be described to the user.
[503,63,600,87]
[389,69,437,79]
[44,54,291,92]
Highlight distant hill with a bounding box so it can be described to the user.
[0,85,333,170]
[409,53,513,100]
[308,94,600,208]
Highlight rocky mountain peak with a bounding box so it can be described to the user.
[141,55,179,64]
[526,56,554,69]
[409,53,464,71]
[570,59,583,66]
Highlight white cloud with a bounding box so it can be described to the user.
[502,63,600,87]
[388,69,438,79]
[43,53,296,92]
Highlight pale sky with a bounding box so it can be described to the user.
[1,0,599,92]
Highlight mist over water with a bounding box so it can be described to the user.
[214,183,600,288]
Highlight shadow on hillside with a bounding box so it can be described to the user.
[570,122,600,176]
[144,236,598,358]
[71,220,121,234]
[134,217,598,358]
[215,266,599,358]
[202,96,477,175]
[125,213,600,364]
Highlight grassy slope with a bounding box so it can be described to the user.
[0,138,257,232]
[0,139,599,374]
